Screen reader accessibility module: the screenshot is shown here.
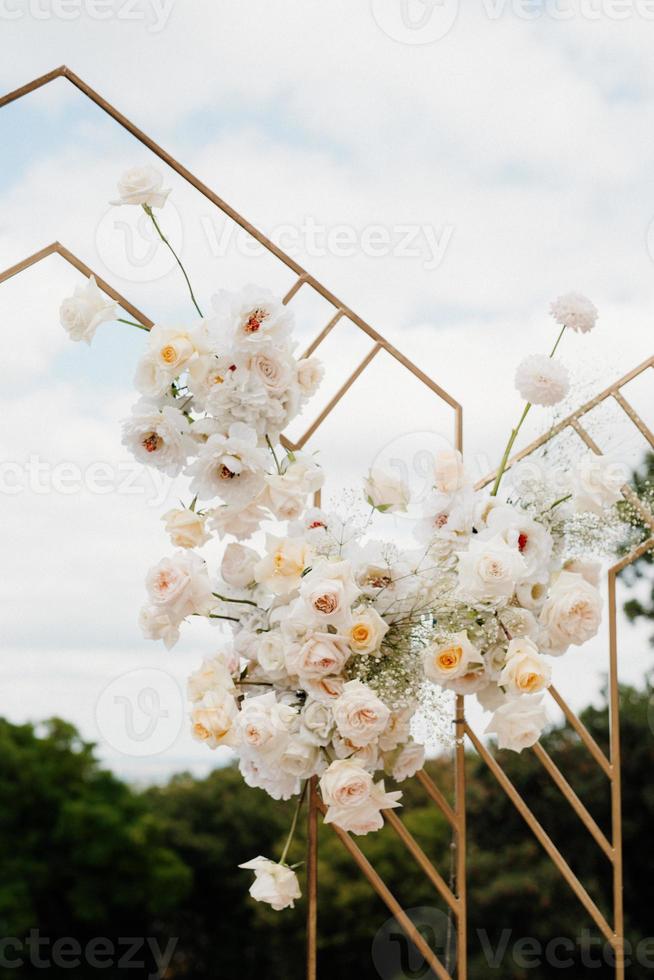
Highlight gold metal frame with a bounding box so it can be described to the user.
[2,67,652,979]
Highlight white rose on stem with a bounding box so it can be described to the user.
[391,742,426,782]
[296,357,324,397]
[433,448,466,494]
[239,752,300,801]
[122,401,192,477]
[574,454,626,515]
[145,550,213,622]
[238,692,296,760]
[539,571,602,655]
[221,542,258,588]
[333,680,390,747]
[110,165,171,208]
[319,758,374,808]
[485,696,548,752]
[514,354,570,406]
[348,606,389,656]
[191,688,240,749]
[363,468,409,513]
[254,535,312,595]
[163,508,210,549]
[455,534,528,605]
[323,777,402,835]
[550,292,598,334]
[138,605,180,650]
[263,475,307,522]
[499,637,551,696]
[299,560,361,627]
[59,276,117,344]
[285,633,350,681]
[300,700,334,746]
[423,631,483,683]
[186,422,268,505]
[238,857,301,911]
[135,325,196,397]
[187,655,236,702]
[278,739,322,779]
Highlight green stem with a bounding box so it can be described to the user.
[207,613,241,623]
[266,435,282,475]
[543,493,573,514]
[490,324,567,497]
[143,205,204,317]
[280,780,309,866]
[117,317,149,332]
[212,592,259,607]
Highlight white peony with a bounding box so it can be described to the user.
[485,696,548,752]
[332,680,390,747]
[191,688,240,749]
[455,534,528,605]
[162,508,210,549]
[539,571,602,655]
[514,354,569,406]
[550,292,598,334]
[499,637,551,695]
[122,401,192,476]
[254,535,312,595]
[221,542,258,588]
[186,422,268,504]
[211,284,293,351]
[110,165,171,208]
[208,502,268,541]
[145,550,213,622]
[59,276,117,344]
[363,468,409,513]
[423,630,483,683]
[238,857,301,911]
[484,505,553,579]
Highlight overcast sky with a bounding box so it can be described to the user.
[1,2,653,782]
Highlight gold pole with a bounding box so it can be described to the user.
[455,695,467,979]
[306,777,318,980]
[608,569,625,980]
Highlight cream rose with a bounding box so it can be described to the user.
[162,508,210,549]
[423,631,482,683]
[221,542,258,588]
[300,699,334,746]
[296,357,324,396]
[187,655,235,702]
[348,606,389,656]
[145,550,213,621]
[254,535,311,595]
[255,633,288,681]
[363,468,409,514]
[319,758,374,808]
[539,571,602,655]
[191,688,240,749]
[237,692,296,759]
[285,633,350,680]
[238,857,301,911]
[485,696,548,752]
[499,637,551,695]
[434,447,465,494]
[299,560,360,627]
[391,742,425,782]
[248,349,291,392]
[59,275,117,344]
[332,680,390,747]
[111,164,171,208]
[456,534,527,605]
[322,778,402,835]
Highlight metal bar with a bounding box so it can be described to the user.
[0,242,59,282]
[415,770,458,830]
[306,777,318,980]
[454,695,468,979]
[464,724,616,944]
[610,536,654,575]
[548,686,612,778]
[531,743,613,860]
[612,391,654,450]
[608,569,625,979]
[294,343,382,449]
[302,310,344,358]
[283,275,308,305]
[383,809,459,915]
[319,802,454,980]
[569,418,602,454]
[0,65,67,108]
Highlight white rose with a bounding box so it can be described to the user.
[247,348,292,393]
[515,577,549,611]
[255,633,288,681]
[539,571,602,654]
[563,558,601,588]
[263,475,306,522]
[303,675,345,704]
[238,692,296,759]
[221,542,258,588]
[348,606,389,656]
[59,275,117,344]
[280,452,324,493]
[296,357,324,397]
[332,680,390,747]
[299,560,361,627]
[498,606,539,641]
[191,688,240,749]
[485,696,548,752]
[110,164,170,208]
[285,632,350,680]
[455,534,528,605]
[423,631,483,683]
[433,448,465,494]
[323,777,402,835]
[238,857,301,911]
[499,637,551,695]
[378,710,412,752]
[476,684,508,713]
[208,502,268,541]
[138,605,179,650]
[574,454,626,515]
[238,751,300,801]
[391,742,425,782]
[145,550,213,622]
[320,758,374,808]
[278,738,321,779]
[363,468,409,514]
[122,401,192,477]
[300,699,334,746]
[135,326,196,397]
[255,535,312,595]
[163,508,210,549]
[187,655,235,702]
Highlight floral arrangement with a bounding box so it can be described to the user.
[60,166,637,913]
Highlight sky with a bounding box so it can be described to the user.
[0,1,653,783]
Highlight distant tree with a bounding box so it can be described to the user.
[622,452,654,644]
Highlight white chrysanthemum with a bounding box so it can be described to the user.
[514,354,569,406]
[121,401,192,476]
[550,292,598,333]
[185,421,267,504]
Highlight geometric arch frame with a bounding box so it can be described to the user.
[2,66,653,980]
